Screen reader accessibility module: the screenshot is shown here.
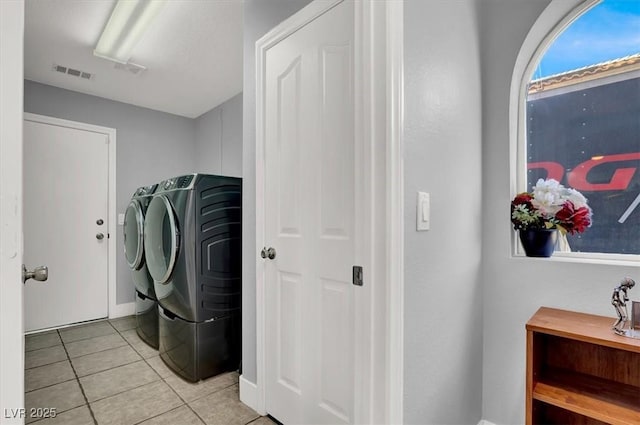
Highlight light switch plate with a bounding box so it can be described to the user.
[118,213,125,225]
[417,192,430,231]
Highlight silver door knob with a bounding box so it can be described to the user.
[96,233,104,240]
[23,265,48,284]
[261,247,276,260]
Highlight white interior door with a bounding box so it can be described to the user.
[264,2,362,423]
[23,118,109,332]
[0,0,25,420]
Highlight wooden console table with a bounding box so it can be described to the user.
[526,307,640,425]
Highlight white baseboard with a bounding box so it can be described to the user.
[109,302,135,319]
[238,375,493,424]
[239,375,264,415]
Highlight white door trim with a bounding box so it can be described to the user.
[0,0,25,420]
[23,113,119,321]
[386,1,404,423]
[251,0,404,421]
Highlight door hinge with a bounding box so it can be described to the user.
[352,265,363,286]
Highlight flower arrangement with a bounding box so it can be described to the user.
[511,178,593,235]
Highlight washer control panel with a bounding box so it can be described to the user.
[163,179,175,190]
[158,174,195,192]
[133,184,157,197]
[176,175,193,188]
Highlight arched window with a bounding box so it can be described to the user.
[516,0,640,257]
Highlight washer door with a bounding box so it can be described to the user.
[144,195,180,284]
[123,200,145,270]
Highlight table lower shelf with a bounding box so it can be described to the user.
[532,369,640,425]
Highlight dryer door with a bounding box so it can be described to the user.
[144,195,180,284]
[123,199,145,270]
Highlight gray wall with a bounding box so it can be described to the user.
[241,0,313,385]
[403,1,484,423]
[24,80,243,307]
[477,0,640,423]
[24,80,196,305]
[195,93,243,177]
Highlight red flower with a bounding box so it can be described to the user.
[511,193,533,209]
[555,201,592,234]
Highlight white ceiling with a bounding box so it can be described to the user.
[24,0,243,119]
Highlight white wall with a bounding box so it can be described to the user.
[478,0,640,423]
[403,1,484,423]
[195,92,243,177]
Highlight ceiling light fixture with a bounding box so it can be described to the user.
[94,0,165,64]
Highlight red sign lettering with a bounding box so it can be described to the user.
[527,152,640,192]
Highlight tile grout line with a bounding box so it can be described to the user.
[118,329,157,360]
[74,325,165,406]
[60,331,124,344]
[135,345,198,421]
[185,382,254,425]
[24,340,65,357]
[175,378,244,424]
[85,334,177,425]
[73,320,158,403]
[130,405,189,425]
[116,326,156,355]
[60,331,118,345]
[24,353,67,372]
[62,320,135,359]
[24,375,77,394]
[81,372,163,405]
[66,341,130,362]
[57,329,99,425]
[137,349,240,424]
[24,333,63,353]
[185,402,208,425]
[186,380,239,404]
[32,329,134,379]
[128,372,192,425]
[72,355,144,380]
[140,354,191,403]
[58,320,120,344]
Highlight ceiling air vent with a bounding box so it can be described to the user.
[53,64,93,80]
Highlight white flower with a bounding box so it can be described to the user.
[531,178,564,216]
[562,187,588,209]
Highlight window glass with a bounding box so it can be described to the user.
[525,0,640,254]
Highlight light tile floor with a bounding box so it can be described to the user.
[25,316,274,425]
